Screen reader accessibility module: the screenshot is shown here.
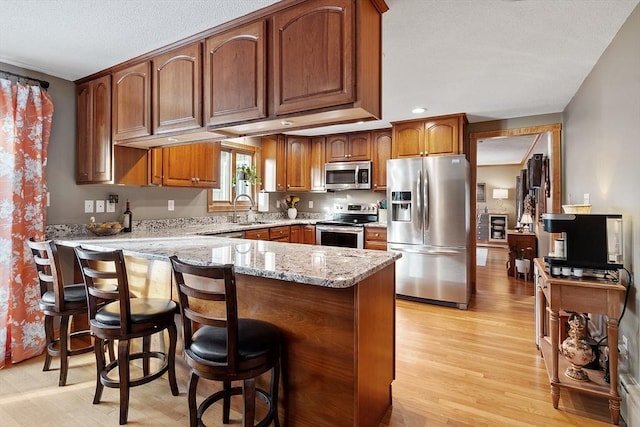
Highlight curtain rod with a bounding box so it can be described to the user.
[0,69,50,89]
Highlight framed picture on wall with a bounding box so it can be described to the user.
[476,183,486,203]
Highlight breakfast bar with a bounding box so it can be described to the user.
[56,231,399,427]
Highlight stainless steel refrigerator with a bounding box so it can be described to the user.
[386,155,471,309]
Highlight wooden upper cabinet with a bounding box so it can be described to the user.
[112,61,151,141]
[162,142,221,188]
[425,116,462,155]
[204,20,267,126]
[150,147,163,186]
[76,75,112,183]
[286,136,311,192]
[310,136,326,192]
[371,129,391,191]
[392,113,468,158]
[326,132,371,162]
[261,134,287,192]
[272,0,354,115]
[392,121,425,158]
[152,42,203,134]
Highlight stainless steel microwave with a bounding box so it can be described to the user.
[325,161,372,190]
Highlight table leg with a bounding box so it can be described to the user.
[607,316,621,425]
[609,399,620,425]
[551,384,560,409]
[549,309,560,408]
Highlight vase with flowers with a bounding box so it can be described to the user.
[283,195,300,219]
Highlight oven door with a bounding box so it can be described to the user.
[316,225,364,249]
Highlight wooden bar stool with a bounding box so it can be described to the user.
[74,246,179,425]
[27,238,94,386]
[170,256,281,427]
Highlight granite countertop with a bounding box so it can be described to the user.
[55,218,398,289]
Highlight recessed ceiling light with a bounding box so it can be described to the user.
[281,120,293,126]
[411,107,426,114]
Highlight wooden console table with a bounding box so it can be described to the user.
[534,258,625,424]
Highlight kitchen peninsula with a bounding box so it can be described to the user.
[56,224,399,427]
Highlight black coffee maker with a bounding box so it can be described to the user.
[542,213,623,271]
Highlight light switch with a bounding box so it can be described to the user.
[168,200,175,211]
[95,200,105,213]
[308,200,313,208]
[106,201,116,213]
[583,193,590,204]
[84,200,94,213]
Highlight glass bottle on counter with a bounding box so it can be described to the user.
[122,200,132,232]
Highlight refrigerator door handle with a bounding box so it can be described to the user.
[423,166,429,231]
[389,246,462,256]
[416,168,423,230]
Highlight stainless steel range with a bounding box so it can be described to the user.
[316,203,378,249]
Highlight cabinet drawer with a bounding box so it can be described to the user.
[269,226,290,240]
[245,228,270,240]
[365,227,387,241]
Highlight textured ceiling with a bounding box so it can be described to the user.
[1,0,638,164]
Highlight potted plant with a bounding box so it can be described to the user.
[514,247,533,277]
[233,164,261,186]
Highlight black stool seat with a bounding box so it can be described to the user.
[95,299,177,326]
[40,284,86,306]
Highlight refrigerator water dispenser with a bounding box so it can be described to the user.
[391,191,412,222]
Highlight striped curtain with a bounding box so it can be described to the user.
[0,78,54,368]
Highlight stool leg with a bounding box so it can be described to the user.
[223,380,231,423]
[167,323,179,396]
[42,314,54,372]
[271,358,281,427]
[142,336,150,375]
[118,339,131,425]
[243,378,256,427]
[188,372,199,427]
[58,315,70,386]
[93,338,105,404]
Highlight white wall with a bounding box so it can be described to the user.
[563,2,640,412]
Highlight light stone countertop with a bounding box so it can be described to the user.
[55,219,397,289]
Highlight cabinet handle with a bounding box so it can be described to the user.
[287,184,290,188]
[374,233,380,237]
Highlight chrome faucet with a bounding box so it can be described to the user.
[233,194,255,223]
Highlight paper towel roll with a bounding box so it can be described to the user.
[258,192,269,212]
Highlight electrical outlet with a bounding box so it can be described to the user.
[46,192,50,207]
[106,201,116,213]
[276,200,280,209]
[84,200,94,213]
[95,200,105,213]
[583,193,590,204]
[168,200,175,211]
[308,200,313,208]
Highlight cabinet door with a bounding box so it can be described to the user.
[152,42,202,134]
[150,148,163,186]
[347,132,371,161]
[261,135,287,192]
[365,226,387,250]
[425,116,460,155]
[112,61,151,140]
[270,226,290,242]
[286,137,310,192]
[371,129,391,191]
[290,225,302,243]
[326,134,349,162]
[162,144,195,187]
[204,20,267,126]
[392,121,425,158]
[272,0,354,115]
[302,225,316,245]
[310,136,326,192]
[77,76,112,183]
[193,141,221,188]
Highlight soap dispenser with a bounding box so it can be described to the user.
[247,207,256,223]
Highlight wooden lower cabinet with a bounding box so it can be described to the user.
[290,225,301,243]
[303,225,316,245]
[364,226,387,250]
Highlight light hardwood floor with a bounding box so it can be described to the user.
[0,247,623,426]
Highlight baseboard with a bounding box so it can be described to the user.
[620,374,640,426]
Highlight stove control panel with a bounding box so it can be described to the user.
[333,203,378,214]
